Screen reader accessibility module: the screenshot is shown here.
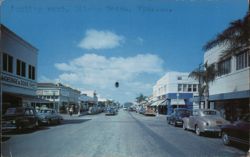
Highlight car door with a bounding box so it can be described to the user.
[189,110,198,130]
[24,108,32,128]
[51,110,57,122]
[29,109,37,127]
[232,115,250,144]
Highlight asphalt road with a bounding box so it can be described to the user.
[1,110,248,157]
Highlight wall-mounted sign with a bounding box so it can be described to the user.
[42,90,60,96]
[1,73,37,90]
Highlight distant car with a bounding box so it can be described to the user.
[167,108,192,126]
[221,114,250,146]
[144,108,156,116]
[182,109,229,136]
[37,108,63,125]
[128,107,136,112]
[2,107,39,131]
[105,107,117,116]
[139,108,146,114]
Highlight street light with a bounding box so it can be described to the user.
[177,92,179,109]
[53,91,56,110]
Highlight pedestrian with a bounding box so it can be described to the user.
[69,107,73,116]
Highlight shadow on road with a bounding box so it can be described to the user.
[61,119,91,125]
[128,112,186,157]
[1,126,50,142]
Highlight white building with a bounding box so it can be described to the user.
[1,24,38,113]
[204,46,249,121]
[153,72,199,114]
[36,83,80,112]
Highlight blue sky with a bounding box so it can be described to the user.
[1,0,248,103]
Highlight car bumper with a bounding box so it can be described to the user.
[175,120,183,125]
[2,122,17,131]
[203,127,221,132]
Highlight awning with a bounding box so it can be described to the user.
[171,99,185,106]
[151,99,166,106]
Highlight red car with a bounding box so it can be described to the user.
[221,114,250,146]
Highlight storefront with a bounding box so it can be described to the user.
[1,24,38,113]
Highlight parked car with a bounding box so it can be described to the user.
[2,107,39,131]
[105,107,117,116]
[167,108,192,126]
[182,109,229,136]
[139,107,146,114]
[144,108,156,116]
[221,114,250,146]
[37,108,63,125]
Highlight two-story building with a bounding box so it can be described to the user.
[153,72,199,114]
[1,24,38,113]
[36,83,81,113]
[204,46,249,121]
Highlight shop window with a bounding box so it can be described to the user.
[16,59,26,77]
[28,65,36,80]
[236,51,249,70]
[188,84,192,92]
[32,66,36,80]
[177,84,182,92]
[16,60,21,75]
[177,76,182,80]
[183,84,187,92]
[3,53,13,73]
[218,58,231,76]
[193,84,197,92]
[21,62,26,77]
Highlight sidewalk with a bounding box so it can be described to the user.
[60,111,88,119]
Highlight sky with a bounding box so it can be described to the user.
[1,0,248,103]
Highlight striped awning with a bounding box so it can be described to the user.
[151,99,166,106]
[170,99,185,106]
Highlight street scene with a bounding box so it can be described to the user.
[1,0,250,157]
[2,110,248,157]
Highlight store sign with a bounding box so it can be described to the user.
[42,90,59,96]
[1,73,36,90]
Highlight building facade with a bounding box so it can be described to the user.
[204,46,250,121]
[153,72,199,114]
[36,83,80,113]
[1,24,38,113]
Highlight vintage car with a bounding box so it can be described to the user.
[105,107,117,116]
[221,114,250,146]
[167,108,192,126]
[37,108,63,125]
[182,109,229,136]
[2,107,39,131]
[144,108,156,116]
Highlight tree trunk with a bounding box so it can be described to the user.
[204,85,209,109]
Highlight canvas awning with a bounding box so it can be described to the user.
[151,99,166,106]
[170,99,185,106]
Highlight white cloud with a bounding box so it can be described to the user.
[78,29,124,50]
[53,53,164,102]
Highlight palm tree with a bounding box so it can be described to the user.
[189,62,217,108]
[135,94,147,104]
[203,11,250,60]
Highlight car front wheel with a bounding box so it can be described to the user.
[222,132,231,145]
[195,125,202,136]
[183,123,187,130]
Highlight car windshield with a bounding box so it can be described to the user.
[1,1,248,157]
[177,110,191,116]
[203,111,218,116]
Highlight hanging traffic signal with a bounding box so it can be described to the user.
[115,82,119,88]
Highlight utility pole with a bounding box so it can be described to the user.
[198,63,203,109]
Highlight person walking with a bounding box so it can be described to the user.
[69,107,73,116]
